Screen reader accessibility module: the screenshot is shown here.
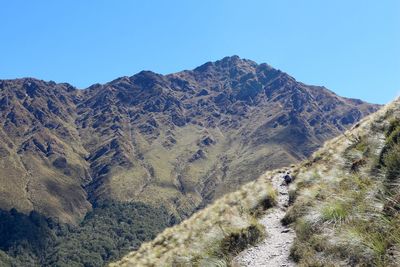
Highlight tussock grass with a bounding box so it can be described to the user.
[320,200,349,224]
[287,98,400,266]
[109,171,278,267]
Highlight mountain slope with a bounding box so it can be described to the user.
[111,98,399,267]
[0,79,90,223]
[109,170,278,267]
[285,98,400,266]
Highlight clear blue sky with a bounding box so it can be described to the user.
[1,1,399,104]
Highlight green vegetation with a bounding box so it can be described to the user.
[0,201,173,267]
[382,119,400,185]
[285,100,400,266]
[320,200,349,224]
[110,173,277,267]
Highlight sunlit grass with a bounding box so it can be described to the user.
[321,200,349,224]
[288,99,400,266]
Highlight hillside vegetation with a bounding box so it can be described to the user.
[0,202,172,267]
[110,172,278,266]
[285,98,400,266]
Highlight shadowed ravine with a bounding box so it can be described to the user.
[233,171,295,267]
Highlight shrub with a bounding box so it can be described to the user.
[384,145,400,184]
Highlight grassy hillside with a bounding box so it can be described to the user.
[284,98,400,266]
[109,171,278,266]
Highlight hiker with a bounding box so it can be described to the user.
[283,173,292,184]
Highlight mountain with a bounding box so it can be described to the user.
[0,56,379,222]
[0,56,380,265]
[111,98,400,267]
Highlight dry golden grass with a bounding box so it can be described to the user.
[285,98,400,266]
[109,170,279,267]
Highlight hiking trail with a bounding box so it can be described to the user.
[233,171,296,267]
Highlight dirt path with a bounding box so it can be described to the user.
[233,172,296,267]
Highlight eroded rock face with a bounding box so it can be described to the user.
[0,56,380,223]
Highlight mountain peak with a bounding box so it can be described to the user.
[218,55,242,63]
[193,55,257,73]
